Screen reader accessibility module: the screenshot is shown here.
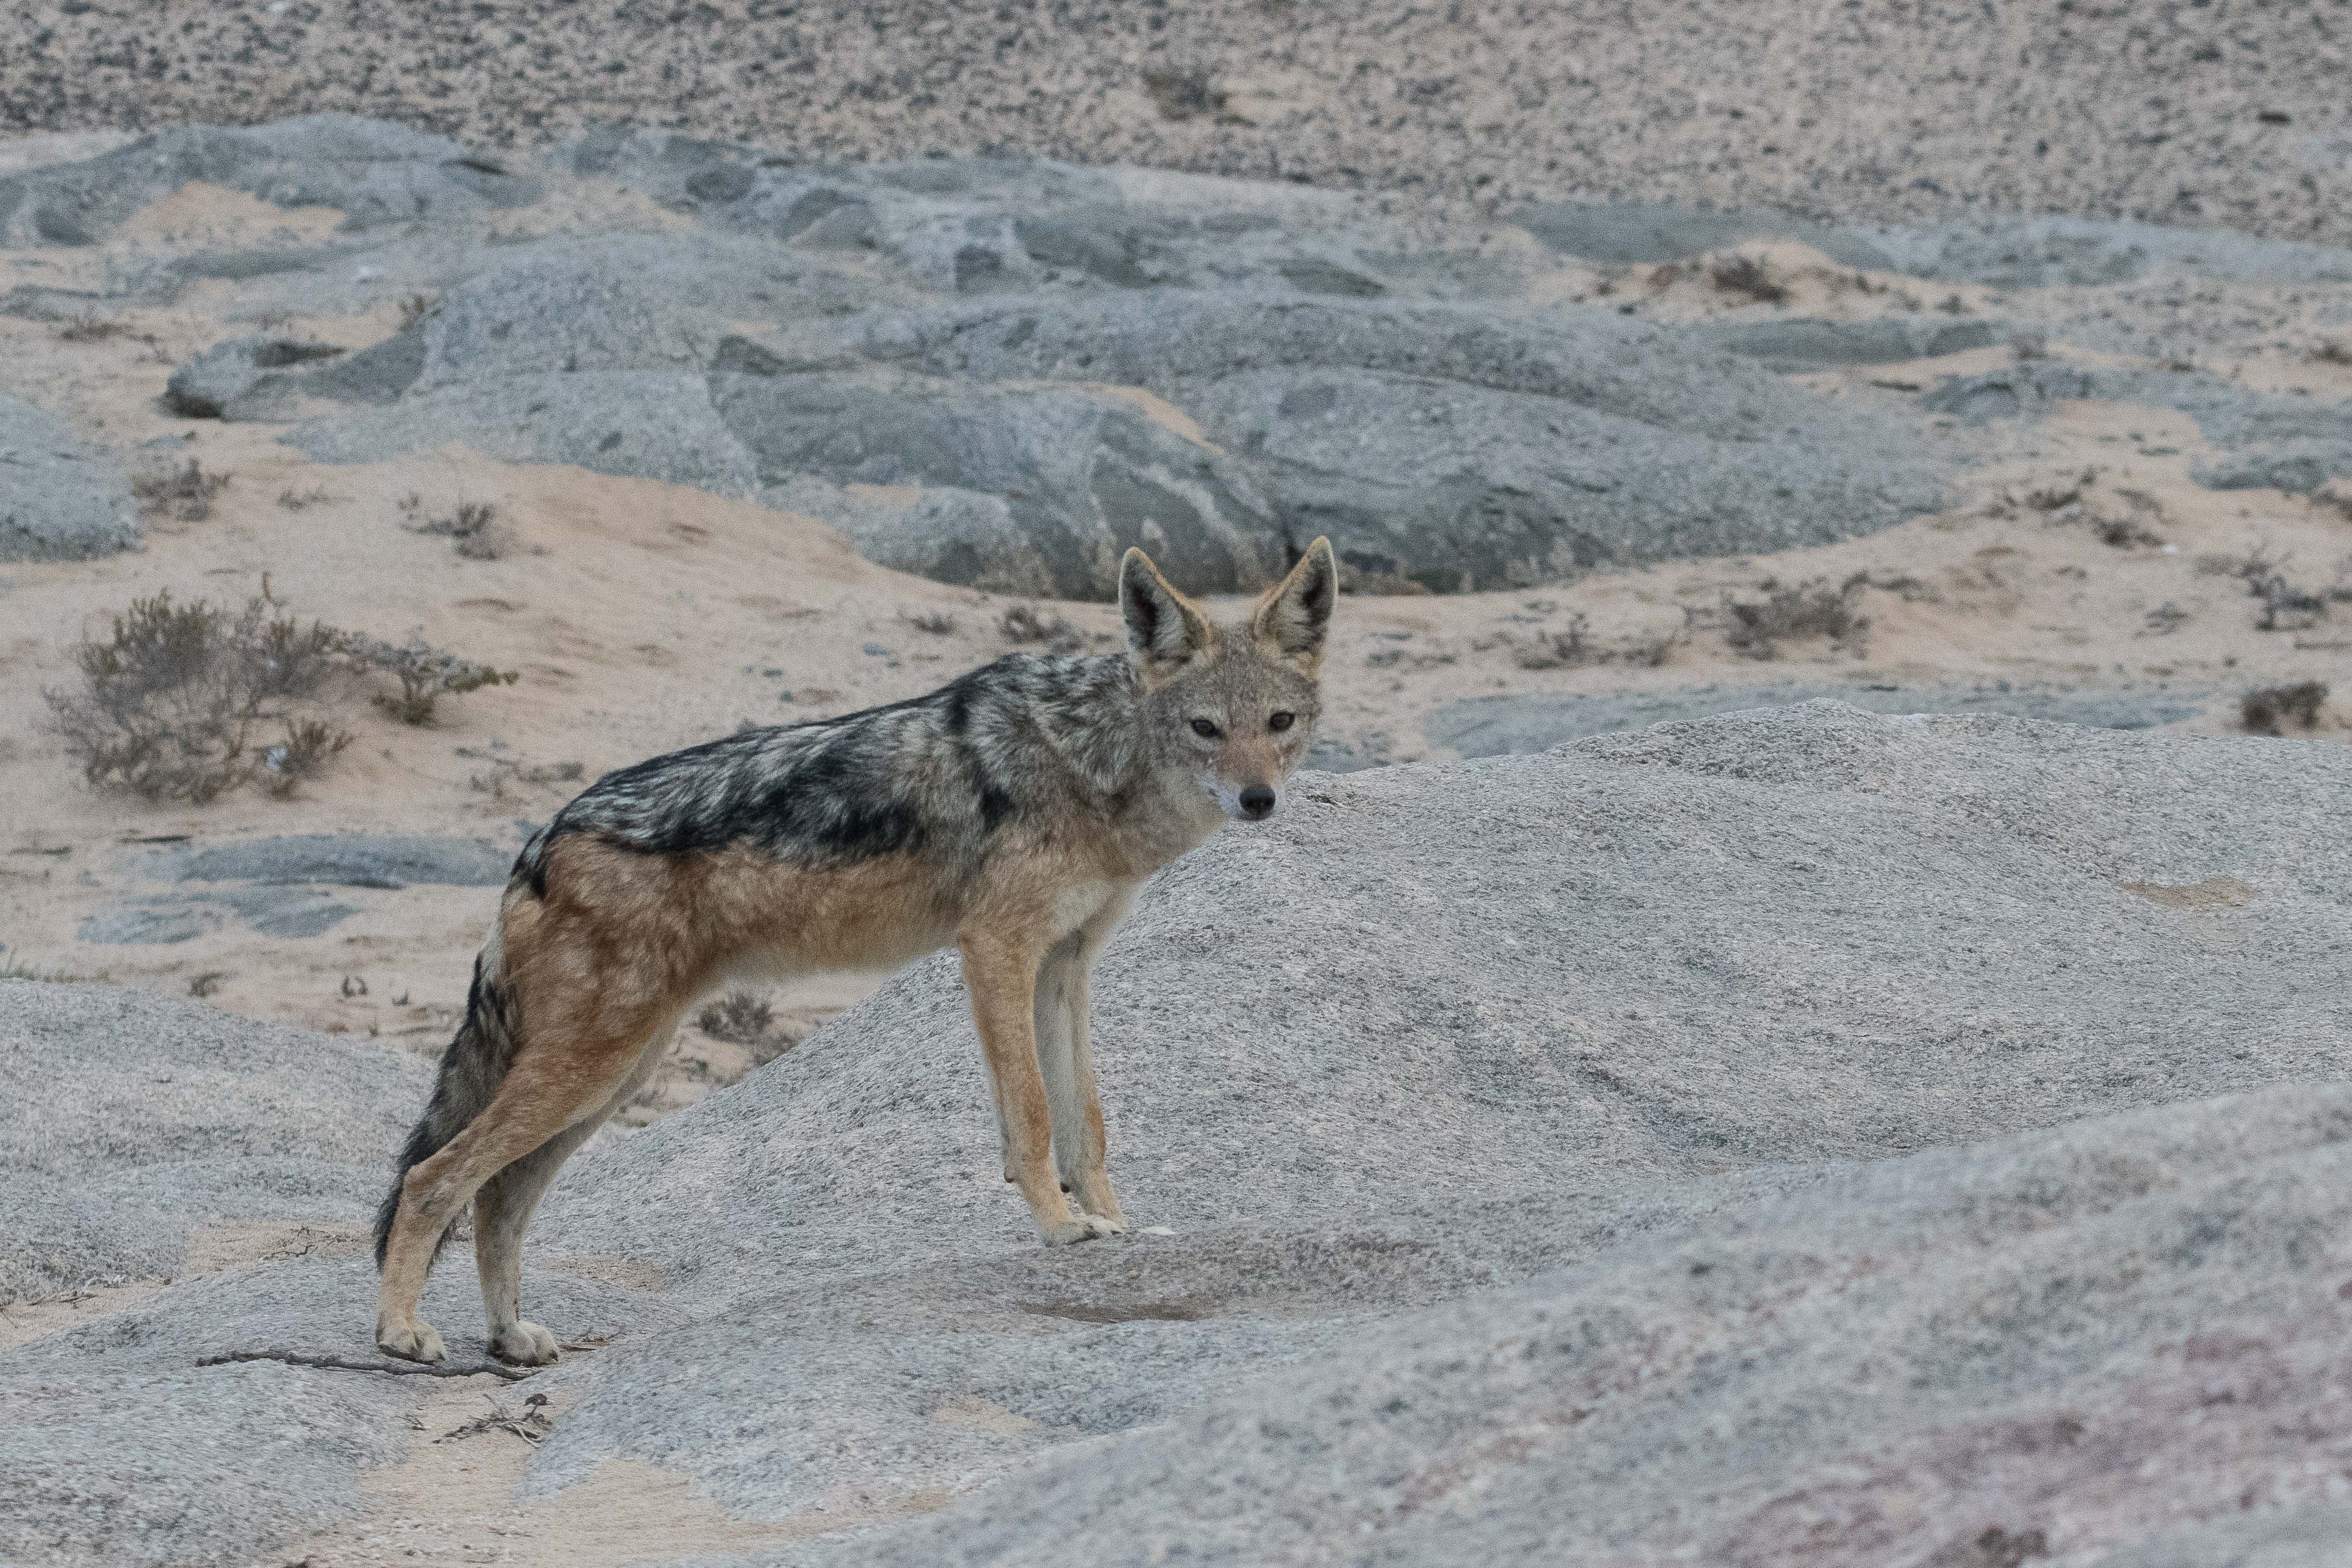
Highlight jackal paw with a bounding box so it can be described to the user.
[1041,1213,1124,1247]
[376,1316,446,1365]
[490,1320,559,1366]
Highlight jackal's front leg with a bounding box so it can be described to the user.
[1036,912,1130,1229]
[960,928,1120,1246]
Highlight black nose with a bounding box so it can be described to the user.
[1239,785,1277,819]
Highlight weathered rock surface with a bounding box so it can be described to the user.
[1696,314,2001,370]
[1425,679,2212,756]
[0,982,426,1304]
[863,292,1951,588]
[7,706,2352,1565]
[162,333,347,419]
[25,120,1950,593]
[1923,360,2352,493]
[0,113,538,247]
[143,832,514,890]
[0,392,138,560]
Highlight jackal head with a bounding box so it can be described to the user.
[1119,537,1336,823]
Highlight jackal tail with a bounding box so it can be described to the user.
[372,941,521,1269]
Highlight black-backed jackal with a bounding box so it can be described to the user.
[370,540,1337,1364]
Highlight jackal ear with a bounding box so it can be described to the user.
[1251,537,1336,672]
[1119,547,1215,667]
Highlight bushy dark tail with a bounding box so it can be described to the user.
[373,949,520,1270]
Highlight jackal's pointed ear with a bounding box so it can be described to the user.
[1251,537,1337,672]
[1119,547,1215,668]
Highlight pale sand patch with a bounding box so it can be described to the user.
[931,1393,1039,1434]
[275,1376,949,1568]
[542,1255,671,1294]
[0,1221,365,1354]
[0,1278,169,1354]
[1081,382,1222,450]
[185,1218,373,1273]
[2123,876,2260,912]
[113,180,347,249]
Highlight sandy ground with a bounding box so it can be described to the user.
[4,2,2350,250]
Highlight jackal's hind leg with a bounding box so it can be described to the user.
[376,1017,657,1364]
[472,1035,669,1362]
[474,1118,601,1365]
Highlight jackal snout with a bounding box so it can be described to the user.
[1196,725,1296,820]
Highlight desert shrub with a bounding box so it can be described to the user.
[409,499,510,560]
[2231,549,2330,632]
[264,718,351,796]
[131,459,232,521]
[55,313,130,343]
[696,989,805,1066]
[396,291,439,329]
[900,607,959,635]
[276,486,335,512]
[1513,613,1594,671]
[47,592,348,802]
[49,591,517,800]
[2240,681,2327,736]
[696,990,774,1044]
[1512,613,1683,671]
[1710,255,1788,305]
[1721,574,1869,658]
[2311,339,2352,366]
[0,946,92,982]
[999,603,1086,653]
[1142,67,1226,121]
[338,632,519,724]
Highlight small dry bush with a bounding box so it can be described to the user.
[131,459,232,521]
[2240,680,2327,735]
[276,486,335,512]
[2310,339,2352,367]
[2216,546,2333,632]
[1721,574,1870,658]
[1142,67,1226,122]
[48,591,349,803]
[1513,612,1682,671]
[999,603,1086,654]
[2,946,93,982]
[56,312,130,343]
[696,990,774,1044]
[1710,255,1788,305]
[900,607,959,635]
[695,988,804,1066]
[396,292,439,330]
[49,591,518,801]
[338,632,519,724]
[410,499,510,560]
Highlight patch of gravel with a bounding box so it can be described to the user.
[3,3,2347,249]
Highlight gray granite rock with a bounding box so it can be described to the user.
[0,393,139,560]
[0,983,427,1304]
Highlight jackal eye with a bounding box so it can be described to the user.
[1268,711,1296,733]
[1190,717,1222,738]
